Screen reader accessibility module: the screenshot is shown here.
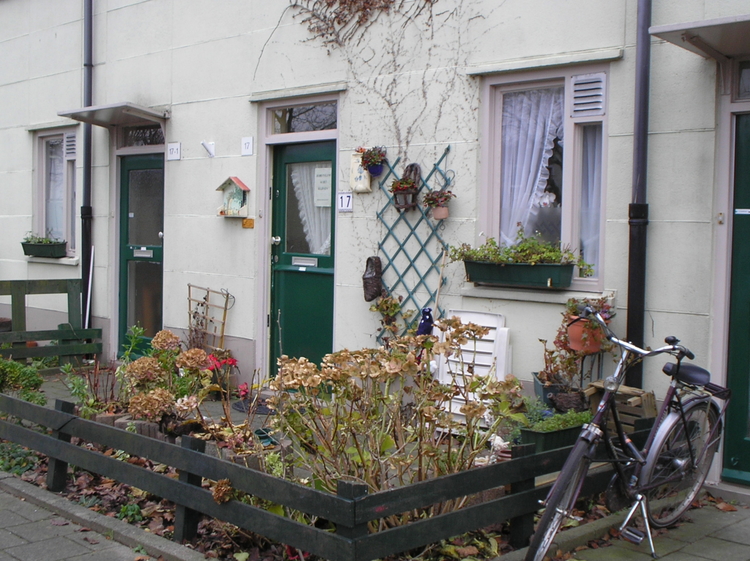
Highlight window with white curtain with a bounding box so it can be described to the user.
[34,128,77,254]
[486,68,607,284]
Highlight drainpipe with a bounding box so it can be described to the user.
[626,0,652,388]
[81,0,93,328]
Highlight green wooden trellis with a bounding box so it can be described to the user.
[376,146,453,337]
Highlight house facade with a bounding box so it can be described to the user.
[1,1,749,487]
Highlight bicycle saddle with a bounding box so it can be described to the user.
[662,362,710,386]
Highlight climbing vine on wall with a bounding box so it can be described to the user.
[290,0,437,46]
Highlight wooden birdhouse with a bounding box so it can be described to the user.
[216,176,250,217]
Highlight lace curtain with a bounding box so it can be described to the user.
[290,162,331,255]
[499,87,564,246]
[580,124,602,274]
[45,138,65,240]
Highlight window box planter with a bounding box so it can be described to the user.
[463,261,574,289]
[519,425,581,453]
[21,241,67,258]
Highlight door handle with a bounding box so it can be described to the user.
[271,236,281,246]
[158,231,164,239]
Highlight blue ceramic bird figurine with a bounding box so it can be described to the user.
[416,307,434,336]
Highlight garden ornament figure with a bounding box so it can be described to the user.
[416,308,434,336]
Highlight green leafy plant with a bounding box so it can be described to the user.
[389,177,416,193]
[528,409,592,433]
[117,502,143,523]
[357,145,386,168]
[22,231,65,244]
[0,357,46,405]
[0,442,39,475]
[270,318,527,529]
[423,189,455,208]
[449,225,593,277]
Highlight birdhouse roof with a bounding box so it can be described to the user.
[216,176,250,192]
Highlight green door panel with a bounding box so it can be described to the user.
[725,112,750,485]
[271,142,336,374]
[119,155,165,351]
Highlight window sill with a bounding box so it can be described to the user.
[460,284,615,304]
[27,255,79,266]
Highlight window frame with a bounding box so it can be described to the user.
[480,65,609,291]
[33,127,78,257]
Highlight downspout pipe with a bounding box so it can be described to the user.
[81,0,93,328]
[625,0,652,387]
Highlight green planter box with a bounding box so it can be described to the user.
[21,242,67,258]
[463,261,574,289]
[520,426,581,453]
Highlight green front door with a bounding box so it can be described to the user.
[270,142,336,374]
[725,113,750,485]
[118,155,165,349]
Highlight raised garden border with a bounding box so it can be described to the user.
[0,394,624,561]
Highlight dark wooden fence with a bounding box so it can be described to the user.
[0,279,101,362]
[0,394,618,561]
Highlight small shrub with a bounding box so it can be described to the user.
[528,409,593,433]
[0,357,46,405]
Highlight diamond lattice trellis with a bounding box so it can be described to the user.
[376,146,453,338]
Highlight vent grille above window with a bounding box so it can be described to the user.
[64,132,77,160]
[571,72,606,117]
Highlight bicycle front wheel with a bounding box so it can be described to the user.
[525,439,593,561]
[641,399,720,528]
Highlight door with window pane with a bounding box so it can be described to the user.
[119,155,164,349]
[270,142,335,375]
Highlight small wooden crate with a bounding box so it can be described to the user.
[584,380,658,433]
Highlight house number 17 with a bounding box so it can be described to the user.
[337,192,353,213]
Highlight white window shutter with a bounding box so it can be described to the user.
[64,132,77,160]
[571,72,606,117]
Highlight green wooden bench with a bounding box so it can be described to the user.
[0,279,102,363]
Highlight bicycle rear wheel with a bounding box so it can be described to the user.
[525,439,593,561]
[641,399,720,528]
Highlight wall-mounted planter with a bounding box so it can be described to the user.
[21,242,67,258]
[463,261,574,289]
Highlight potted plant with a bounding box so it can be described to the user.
[389,177,418,211]
[357,146,387,177]
[520,409,593,453]
[563,296,616,354]
[21,232,67,258]
[448,225,593,289]
[423,189,455,220]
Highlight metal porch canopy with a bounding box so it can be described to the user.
[58,102,169,128]
[650,14,750,60]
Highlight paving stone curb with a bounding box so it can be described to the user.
[0,472,204,561]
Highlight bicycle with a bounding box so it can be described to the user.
[525,308,731,561]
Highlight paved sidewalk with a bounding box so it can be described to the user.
[502,485,750,561]
[0,472,204,561]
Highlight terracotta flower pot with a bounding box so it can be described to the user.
[431,206,449,220]
[567,316,607,354]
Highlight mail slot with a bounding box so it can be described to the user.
[292,256,318,267]
[133,248,153,258]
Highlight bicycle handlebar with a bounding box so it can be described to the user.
[580,306,695,361]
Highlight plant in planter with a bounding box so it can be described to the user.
[423,189,455,220]
[562,296,616,354]
[357,145,387,177]
[389,177,418,211]
[21,232,67,258]
[448,225,593,289]
[520,408,593,453]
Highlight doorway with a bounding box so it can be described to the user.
[725,112,750,485]
[118,154,164,349]
[270,141,336,374]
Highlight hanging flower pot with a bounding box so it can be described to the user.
[357,146,387,177]
[431,206,449,220]
[390,177,418,212]
[566,316,608,354]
